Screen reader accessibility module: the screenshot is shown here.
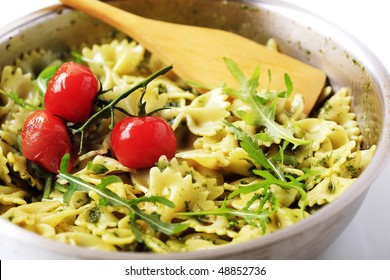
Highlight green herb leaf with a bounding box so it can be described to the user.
[228,180,271,199]
[229,169,308,217]
[0,89,43,110]
[225,122,285,181]
[87,162,109,174]
[128,211,143,242]
[127,195,175,208]
[223,57,311,149]
[42,174,54,200]
[58,154,188,238]
[71,51,97,65]
[221,122,309,215]
[37,63,61,96]
[177,200,270,234]
[131,204,188,235]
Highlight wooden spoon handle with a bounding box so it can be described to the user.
[61,0,326,114]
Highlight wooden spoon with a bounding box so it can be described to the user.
[60,0,326,114]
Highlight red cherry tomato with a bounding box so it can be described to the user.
[44,61,99,123]
[110,116,176,169]
[20,110,74,174]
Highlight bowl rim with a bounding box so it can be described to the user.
[1,0,390,259]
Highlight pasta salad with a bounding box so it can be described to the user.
[0,38,376,253]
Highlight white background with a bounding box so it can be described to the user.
[0,0,389,260]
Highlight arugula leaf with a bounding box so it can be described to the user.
[71,50,97,65]
[228,169,308,217]
[228,167,307,217]
[128,211,143,242]
[177,199,270,233]
[269,140,297,167]
[225,122,285,181]
[228,180,271,199]
[37,63,61,96]
[223,57,311,149]
[253,170,306,199]
[58,154,188,240]
[42,174,54,200]
[0,89,42,110]
[277,73,294,99]
[127,195,175,208]
[87,162,109,174]
[223,121,310,216]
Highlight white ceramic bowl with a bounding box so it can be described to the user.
[0,0,389,259]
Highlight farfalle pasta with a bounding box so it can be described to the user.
[0,38,376,253]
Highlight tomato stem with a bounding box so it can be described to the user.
[146,107,171,116]
[137,88,147,116]
[71,65,173,141]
